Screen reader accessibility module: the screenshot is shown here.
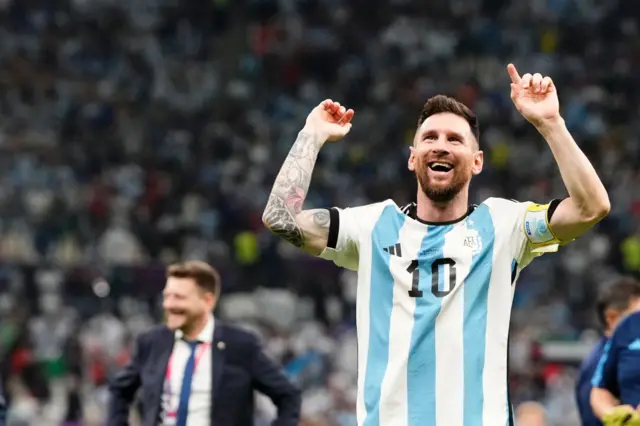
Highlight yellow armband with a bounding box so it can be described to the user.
[523,203,561,254]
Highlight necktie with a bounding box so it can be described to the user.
[175,340,199,426]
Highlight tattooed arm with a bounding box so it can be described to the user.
[262,131,331,255]
[262,100,355,255]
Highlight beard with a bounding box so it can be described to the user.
[165,309,202,332]
[416,165,470,203]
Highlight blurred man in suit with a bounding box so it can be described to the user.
[576,278,640,426]
[107,260,301,426]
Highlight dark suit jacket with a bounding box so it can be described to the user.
[107,321,301,426]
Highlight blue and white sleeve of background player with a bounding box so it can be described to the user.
[319,200,392,271]
[484,197,563,269]
[591,333,621,397]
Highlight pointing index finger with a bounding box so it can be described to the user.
[507,63,521,84]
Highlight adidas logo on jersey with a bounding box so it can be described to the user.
[383,243,402,257]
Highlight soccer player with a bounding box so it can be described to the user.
[591,309,640,425]
[262,64,610,425]
[576,278,640,426]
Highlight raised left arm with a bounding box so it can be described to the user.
[507,63,610,243]
[536,117,610,242]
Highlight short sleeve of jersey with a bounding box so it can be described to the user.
[319,201,392,271]
[484,197,563,269]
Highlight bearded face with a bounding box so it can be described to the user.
[414,151,472,202]
[409,113,483,203]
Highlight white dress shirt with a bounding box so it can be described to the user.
[160,315,214,426]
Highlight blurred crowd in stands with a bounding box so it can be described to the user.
[0,0,638,424]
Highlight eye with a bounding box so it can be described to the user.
[423,134,437,141]
[448,136,462,143]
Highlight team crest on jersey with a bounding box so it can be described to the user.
[464,229,483,255]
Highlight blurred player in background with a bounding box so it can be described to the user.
[577,278,640,426]
[591,307,640,426]
[263,64,610,426]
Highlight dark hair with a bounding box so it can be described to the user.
[167,260,221,295]
[417,95,480,144]
[596,277,640,328]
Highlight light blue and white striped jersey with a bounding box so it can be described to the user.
[320,197,562,426]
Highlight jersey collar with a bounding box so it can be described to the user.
[401,202,476,226]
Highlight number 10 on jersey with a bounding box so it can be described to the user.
[406,258,457,298]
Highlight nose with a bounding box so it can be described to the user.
[430,144,450,156]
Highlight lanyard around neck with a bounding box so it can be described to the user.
[165,341,211,383]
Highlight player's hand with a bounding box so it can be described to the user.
[507,64,560,127]
[303,99,355,142]
[602,405,640,426]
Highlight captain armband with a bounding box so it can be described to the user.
[522,203,561,254]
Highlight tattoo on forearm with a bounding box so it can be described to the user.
[312,210,330,228]
[263,132,323,247]
[271,132,321,213]
[263,194,305,247]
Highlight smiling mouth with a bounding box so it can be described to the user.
[428,162,454,173]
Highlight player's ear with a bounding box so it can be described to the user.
[408,146,416,171]
[472,150,483,175]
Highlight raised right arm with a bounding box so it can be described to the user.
[262,130,331,255]
[262,100,354,255]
